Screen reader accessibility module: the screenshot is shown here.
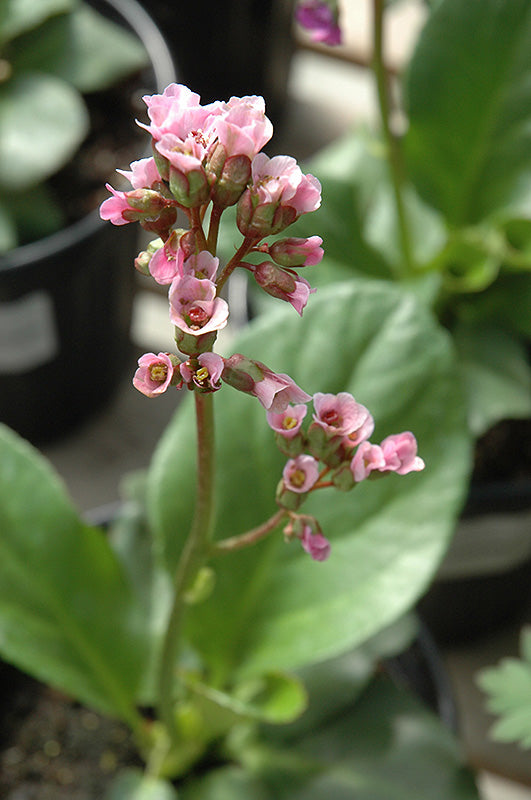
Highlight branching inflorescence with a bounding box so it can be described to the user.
[100,82,424,562]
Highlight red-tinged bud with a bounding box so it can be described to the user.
[211,154,252,208]
[254,262,297,299]
[221,353,264,393]
[125,188,168,214]
[169,166,209,208]
[269,236,324,267]
[180,228,199,258]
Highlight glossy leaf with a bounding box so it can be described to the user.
[0,424,147,720]
[9,4,149,93]
[405,0,531,225]
[0,72,88,191]
[147,280,471,682]
[454,321,531,436]
[106,769,178,800]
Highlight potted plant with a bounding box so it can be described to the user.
[291,0,531,641]
[0,0,175,443]
[0,78,478,797]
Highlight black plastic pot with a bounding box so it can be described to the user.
[417,478,531,644]
[138,0,296,124]
[0,0,175,445]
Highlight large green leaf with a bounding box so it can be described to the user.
[454,320,531,436]
[9,4,149,93]
[0,424,147,721]
[0,72,88,191]
[147,280,471,682]
[405,0,531,225]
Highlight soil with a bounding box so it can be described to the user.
[0,666,140,799]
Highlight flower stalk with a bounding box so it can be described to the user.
[156,391,216,746]
[372,0,415,278]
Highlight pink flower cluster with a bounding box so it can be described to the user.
[269,392,424,561]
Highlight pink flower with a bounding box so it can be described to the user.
[283,454,320,493]
[295,1,342,46]
[133,352,177,397]
[254,262,315,315]
[149,230,185,285]
[222,354,312,412]
[300,526,331,561]
[266,404,307,438]
[116,157,162,189]
[380,432,425,475]
[182,251,219,281]
[214,95,273,158]
[269,236,324,267]
[180,352,224,391]
[254,368,312,413]
[312,392,374,444]
[237,153,322,237]
[141,83,219,144]
[350,441,385,482]
[169,276,229,336]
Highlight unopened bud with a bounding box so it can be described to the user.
[211,154,252,208]
[269,236,324,267]
[221,354,265,393]
[254,262,297,299]
[169,166,209,208]
[134,237,163,275]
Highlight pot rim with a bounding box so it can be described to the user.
[0,0,176,273]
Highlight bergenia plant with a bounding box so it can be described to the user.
[0,81,475,798]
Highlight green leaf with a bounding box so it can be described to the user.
[0,0,73,44]
[9,4,149,93]
[186,671,307,735]
[478,627,531,749]
[147,280,472,682]
[405,0,531,225]
[260,675,479,800]
[106,769,178,800]
[181,766,272,800]
[0,424,147,721]
[454,321,531,436]
[0,72,88,191]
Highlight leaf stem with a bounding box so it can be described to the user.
[372,0,415,278]
[156,391,216,745]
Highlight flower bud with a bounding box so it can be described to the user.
[134,237,163,275]
[254,262,297,298]
[211,154,252,208]
[269,236,324,267]
[169,166,209,208]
